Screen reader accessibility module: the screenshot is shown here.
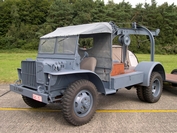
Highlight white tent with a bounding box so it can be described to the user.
[112,45,138,67]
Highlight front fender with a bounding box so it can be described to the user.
[48,69,95,76]
[135,61,165,86]
[47,69,105,94]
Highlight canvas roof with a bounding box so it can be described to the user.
[41,22,113,38]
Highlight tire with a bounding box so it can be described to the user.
[136,86,145,102]
[22,95,47,108]
[143,72,163,103]
[171,69,177,87]
[62,79,98,126]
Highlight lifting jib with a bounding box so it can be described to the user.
[135,61,165,86]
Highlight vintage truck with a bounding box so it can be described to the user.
[10,22,165,126]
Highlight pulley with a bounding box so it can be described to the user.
[119,34,131,46]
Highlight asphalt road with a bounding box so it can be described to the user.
[0,84,177,133]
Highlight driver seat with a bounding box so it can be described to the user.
[80,57,97,71]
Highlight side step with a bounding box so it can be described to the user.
[104,88,117,95]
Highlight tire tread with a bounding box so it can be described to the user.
[22,96,46,108]
[143,72,163,103]
[62,79,98,126]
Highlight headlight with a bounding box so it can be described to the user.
[48,74,51,79]
[37,85,44,93]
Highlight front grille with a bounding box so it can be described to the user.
[21,61,37,89]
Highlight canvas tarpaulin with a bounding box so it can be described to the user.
[41,22,113,38]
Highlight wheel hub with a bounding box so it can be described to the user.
[74,90,93,117]
[152,79,160,97]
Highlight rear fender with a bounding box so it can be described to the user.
[135,61,165,86]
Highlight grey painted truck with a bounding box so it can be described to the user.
[10,22,165,126]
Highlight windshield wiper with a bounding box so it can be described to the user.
[41,40,47,45]
[57,37,68,43]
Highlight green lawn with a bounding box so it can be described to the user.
[0,52,176,84]
[136,54,177,73]
[0,52,37,84]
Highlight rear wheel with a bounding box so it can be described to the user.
[143,72,163,103]
[62,79,98,126]
[22,96,47,108]
[136,86,145,102]
[171,69,177,87]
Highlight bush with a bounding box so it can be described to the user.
[22,39,39,50]
[0,36,16,49]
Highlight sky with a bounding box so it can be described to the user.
[104,0,177,7]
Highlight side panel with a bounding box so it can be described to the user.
[111,71,144,90]
[135,61,165,86]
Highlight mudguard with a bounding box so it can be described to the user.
[135,61,165,86]
[47,69,105,94]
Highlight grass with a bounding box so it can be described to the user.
[0,51,37,84]
[0,51,176,84]
[136,54,177,73]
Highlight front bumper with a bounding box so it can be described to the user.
[10,84,49,104]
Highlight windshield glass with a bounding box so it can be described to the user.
[39,38,55,53]
[39,36,77,54]
[56,37,77,54]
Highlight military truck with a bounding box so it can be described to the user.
[10,22,165,126]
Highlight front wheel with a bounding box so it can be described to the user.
[143,72,163,103]
[62,79,98,126]
[22,96,47,108]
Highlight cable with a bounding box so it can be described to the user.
[0,90,11,98]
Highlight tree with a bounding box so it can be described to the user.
[0,0,14,36]
[71,0,94,24]
[3,0,50,49]
[46,0,73,29]
[0,0,177,52]
[91,0,106,22]
[18,0,49,25]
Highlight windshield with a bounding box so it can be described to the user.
[39,38,55,53]
[39,36,77,54]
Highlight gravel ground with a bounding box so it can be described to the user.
[0,84,177,133]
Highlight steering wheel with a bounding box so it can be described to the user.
[81,51,89,61]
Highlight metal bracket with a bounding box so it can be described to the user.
[109,22,160,61]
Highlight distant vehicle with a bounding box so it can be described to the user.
[10,22,165,126]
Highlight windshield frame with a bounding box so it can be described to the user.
[38,35,78,56]
[38,37,56,54]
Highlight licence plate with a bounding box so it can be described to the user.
[33,94,42,102]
